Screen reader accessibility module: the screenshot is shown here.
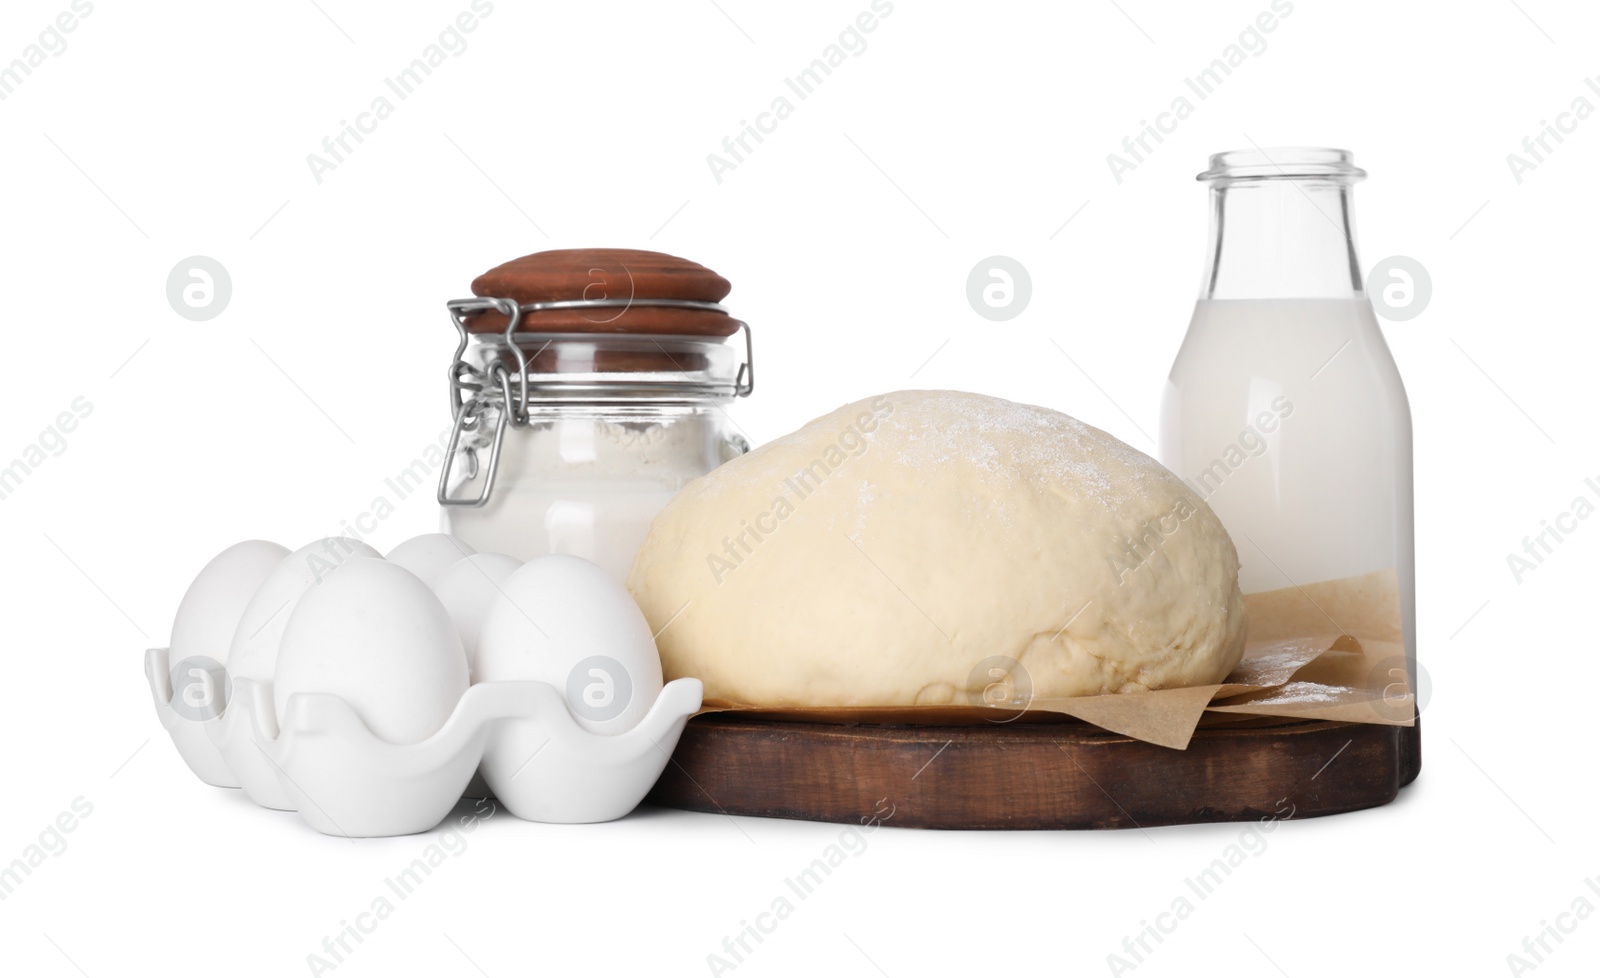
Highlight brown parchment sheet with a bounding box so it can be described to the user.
[695,567,1413,750]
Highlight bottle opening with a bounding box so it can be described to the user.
[1197,147,1366,183]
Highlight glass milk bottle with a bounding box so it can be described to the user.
[1158,148,1417,774]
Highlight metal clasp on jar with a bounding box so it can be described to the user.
[436,296,753,508]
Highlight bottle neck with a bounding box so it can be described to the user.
[1200,178,1364,300]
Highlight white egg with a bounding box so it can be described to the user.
[430,552,523,682]
[170,540,290,668]
[228,537,381,684]
[477,553,664,735]
[385,533,475,588]
[274,558,469,745]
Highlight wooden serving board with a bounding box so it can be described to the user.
[647,714,1414,830]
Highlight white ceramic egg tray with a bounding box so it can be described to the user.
[146,647,702,838]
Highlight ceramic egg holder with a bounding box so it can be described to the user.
[145,647,702,838]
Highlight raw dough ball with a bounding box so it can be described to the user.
[626,390,1247,706]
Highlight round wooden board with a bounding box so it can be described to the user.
[647,714,1414,830]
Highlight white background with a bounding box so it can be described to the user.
[1,0,1596,975]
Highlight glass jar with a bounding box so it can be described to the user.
[1159,148,1417,769]
[436,253,753,581]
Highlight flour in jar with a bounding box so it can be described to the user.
[443,413,733,580]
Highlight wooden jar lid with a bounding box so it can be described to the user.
[465,248,739,336]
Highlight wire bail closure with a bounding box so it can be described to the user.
[436,296,754,508]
